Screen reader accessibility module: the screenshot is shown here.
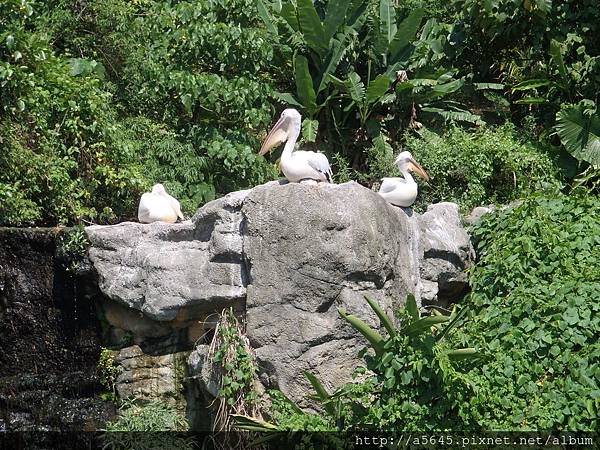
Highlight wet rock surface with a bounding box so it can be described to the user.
[0,228,114,431]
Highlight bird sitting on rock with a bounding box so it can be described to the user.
[378,151,429,207]
[259,108,333,184]
[138,183,184,224]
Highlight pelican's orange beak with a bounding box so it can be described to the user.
[408,158,430,181]
[259,116,288,156]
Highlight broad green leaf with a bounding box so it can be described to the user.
[432,79,464,96]
[446,348,478,361]
[364,295,396,338]
[280,2,299,31]
[514,97,547,105]
[180,93,192,114]
[338,308,385,356]
[379,0,397,44]
[549,39,568,85]
[231,414,279,432]
[273,91,303,108]
[511,78,551,91]
[389,8,424,63]
[405,294,420,322]
[473,82,505,90]
[257,0,278,34]
[297,0,327,56]
[302,118,318,142]
[421,107,483,125]
[366,75,390,104]
[316,35,348,93]
[323,0,349,42]
[294,55,317,112]
[69,58,90,76]
[534,0,552,14]
[555,106,600,165]
[304,371,336,416]
[344,71,365,104]
[403,315,449,336]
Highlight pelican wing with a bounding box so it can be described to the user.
[138,193,154,223]
[165,193,184,221]
[379,177,403,194]
[303,151,332,182]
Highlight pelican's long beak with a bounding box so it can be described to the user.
[408,158,430,181]
[259,116,288,156]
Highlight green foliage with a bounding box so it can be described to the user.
[97,348,122,403]
[0,0,279,226]
[555,102,600,166]
[102,399,192,450]
[445,0,600,184]
[404,124,563,211]
[235,295,477,432]
[0,1,146,226]
[56,225,90,273]
[118,0,280,196]
[337,295,477,430]
[103,399,188,431]
[212,309,259,409]
[462,195,600,430]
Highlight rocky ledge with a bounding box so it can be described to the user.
[85,181,473,418]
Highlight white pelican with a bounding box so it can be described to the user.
[259,108,332,183]
[378,151,429,207]
[138,183,184,224]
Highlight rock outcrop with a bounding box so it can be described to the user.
[85,181,474,418]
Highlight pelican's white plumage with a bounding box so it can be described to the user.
[259,108,332,183]
[138,183,184,224]
[378,151,429,207]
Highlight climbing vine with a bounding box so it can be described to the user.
[209,308,262,432]
[98,347,122,403]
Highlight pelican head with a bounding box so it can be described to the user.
[152,183,167,195]
[259,108,302,155]
[395,151,430,181]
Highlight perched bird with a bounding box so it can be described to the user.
[138,183,184,224]
[259,108,332,183]
[378,151,429,207]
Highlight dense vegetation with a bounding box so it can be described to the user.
[2,0,598,226]
[2,0,598,434]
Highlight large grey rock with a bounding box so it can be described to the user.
[86,191,248,325]
[87,181,474,407]
[114,345,189,408]
[242,182,416,403]
[418,202,473,307]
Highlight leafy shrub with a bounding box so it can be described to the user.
[97,348,122,403]
[0,2,146,226]
[103,399,188,431]
[404,123,562,212]
[460,195,600,430]
[102,399,193,450]
[119,0,280,196]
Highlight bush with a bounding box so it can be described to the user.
[459,195,600,430]
[0,2,147,226]
[404,124,563,212]
[102,399,193,450]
